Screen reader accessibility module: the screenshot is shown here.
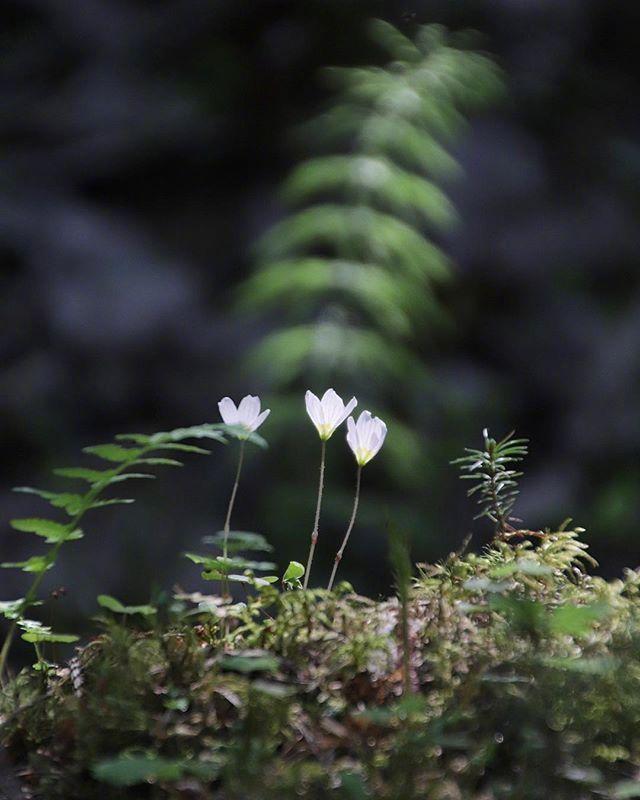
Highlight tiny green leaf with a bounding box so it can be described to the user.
[219,653,280,673]
[13,487,85,516]
[2,556,53,573]
[10,518,81,543]
[283,561,305,583]
[226,573,277,588]
[92,755,219,787]
[89,498,135,509]
[21,630,79,644]
[114,433,151,444]
[202,531,273,552]
[97,595,157,617]
[83,444,144,462]
[216,424,268,448]
[550,602,609,636]
[133,458,183,467]
[0,599,31,620]
[103,473,156,485]
[53,467,110,483]
[150,443,211,455]
[463,577,511,594]
[490,559,554,578]
[18,619,79,643]
[148,425,227,444]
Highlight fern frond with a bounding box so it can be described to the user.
[246,323,426,387]
[282,156,456,228]
[238,258,419,336]
[0,424,228,677]
[256,204,450,279]
[241,21,500,401]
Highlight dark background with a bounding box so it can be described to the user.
[2,0,640,646]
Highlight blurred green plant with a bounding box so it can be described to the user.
[238,20,502,484]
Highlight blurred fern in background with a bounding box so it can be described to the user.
[239,21,502,485]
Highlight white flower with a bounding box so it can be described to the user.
[346,410,387,466]
[305,389,357,441]
[218,395,270,433]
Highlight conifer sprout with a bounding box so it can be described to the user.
[452,428,529,537]
[303,389,357,589]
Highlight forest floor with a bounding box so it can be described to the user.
[2,527,640,799]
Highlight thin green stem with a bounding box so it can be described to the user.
[400,589,411,695]
[0,446,153,684]
[221,440,245,599]
[303,439,326,590]
[327,465,362,591]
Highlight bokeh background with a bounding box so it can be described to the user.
[2,0,640,647]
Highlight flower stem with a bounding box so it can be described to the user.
[327,465,362,591]
[221,440,245,598]
[303,439,326,590]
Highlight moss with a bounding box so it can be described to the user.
[3,526,640,799]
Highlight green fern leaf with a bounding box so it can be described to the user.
[1,556,53,573]
[53,467,110,483]
[10,518,82,543]
[82,444,144,462]
[13,487,85,516]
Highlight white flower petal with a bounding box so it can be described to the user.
[218,397,238,425]
[346,416,358,454]
[336,396,357,428]
[308,389,358,440]
[347,410,386,465]
[356,410,372,441]
[251,408,270,432]
[237,395,262,429]
[237,395,253,419]
[305,390,321,427]
[324,389,341,425]
[321,388,337,405]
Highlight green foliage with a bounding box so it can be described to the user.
[452,428,529,535]
[388,525,413,693]
[18,620,79,645]
[9,517,83,543]
[185,530,279,589]
[216,424,268,449]
[282,560,305,589]
[97,595,157,617]
[0,422,633,798]
[202,530,273,553]
[219,652,280,674]
[4,524,640,799]
[0,424,228,677]
[92,754,219,787]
